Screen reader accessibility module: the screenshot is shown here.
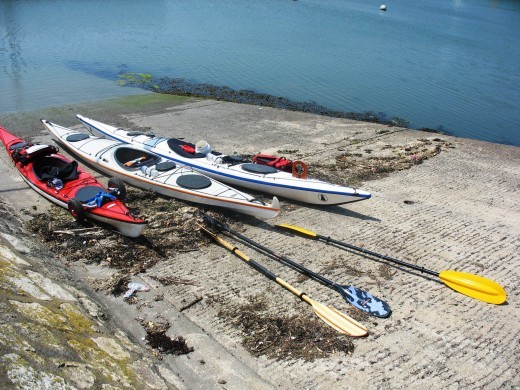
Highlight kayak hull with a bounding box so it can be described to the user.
[0,125,147,237]
[76,115,371,205]
[42,120,280,219]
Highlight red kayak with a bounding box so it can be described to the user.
[0,125,147,237]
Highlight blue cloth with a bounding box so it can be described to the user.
[85,191,116,208]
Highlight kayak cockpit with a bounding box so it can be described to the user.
[114,147,161,170]
[167,138,207,158]
[32,156,79,182]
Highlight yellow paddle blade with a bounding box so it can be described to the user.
[306,297,368,337]
[277,224,317,238]
[439,270,507,304]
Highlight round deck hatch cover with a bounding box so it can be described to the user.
[155,161,176,171]
[241,163,277,174]
[75,185,104,202]
[176,174,212,189]
[66,133,90,142]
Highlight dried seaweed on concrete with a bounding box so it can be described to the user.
[25,188,205,275]
[140,320,194,356]
[219,301,355,361]
[329,138,452,186]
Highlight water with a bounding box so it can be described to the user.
[1,0,519,146]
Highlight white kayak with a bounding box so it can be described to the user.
[77,115,371,205]
[42,120,280,219]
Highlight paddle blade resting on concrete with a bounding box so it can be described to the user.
[439,270,507,305]
[305,298,368,337]
[277,223,508,305]
[202,214,391,318]
[337,285,391,318]
[198,224,369,337]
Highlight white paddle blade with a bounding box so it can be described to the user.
[339,285,392,318]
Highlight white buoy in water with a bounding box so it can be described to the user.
[380,4,387,11]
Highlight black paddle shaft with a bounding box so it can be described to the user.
[203,217,392,318]
[203,215,337,288]
[240,252,278,282]
[200,223,279,281]
[317,234,439,277]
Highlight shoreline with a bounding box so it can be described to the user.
[4,87,520,147]
[0,96,518,388]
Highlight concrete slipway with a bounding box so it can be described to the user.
[0,95,518,389]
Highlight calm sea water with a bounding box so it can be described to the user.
[1,0,519,146]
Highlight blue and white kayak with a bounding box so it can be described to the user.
[77,115,371,205]
[42,120,280,219]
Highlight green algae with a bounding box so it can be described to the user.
[89,92,189,110]
[9,301,72,332]
[0,92,191,136]
[117,72,154,87]
[91,337,131,360]
[0,241,154,389]
[0,257,22,278]
[6,295,138,386]
[18,322,65,353]
[0,323,34,354]
[60,302,96,334]
[4,353,76,390]
[67,339,136,387]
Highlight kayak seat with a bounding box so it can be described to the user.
[114,147,161,170]
[75,185,105,203]
[176,174,212,189]
[241,163,278,174]
[33,156,79,181]
[167,138,222,159]
[66,133,90,142]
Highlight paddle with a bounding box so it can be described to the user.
[124,156,147,167]
[277,224,507,305]
[198,224,368,337]
[203,214,391,318]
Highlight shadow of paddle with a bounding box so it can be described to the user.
[322,241,442,285]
